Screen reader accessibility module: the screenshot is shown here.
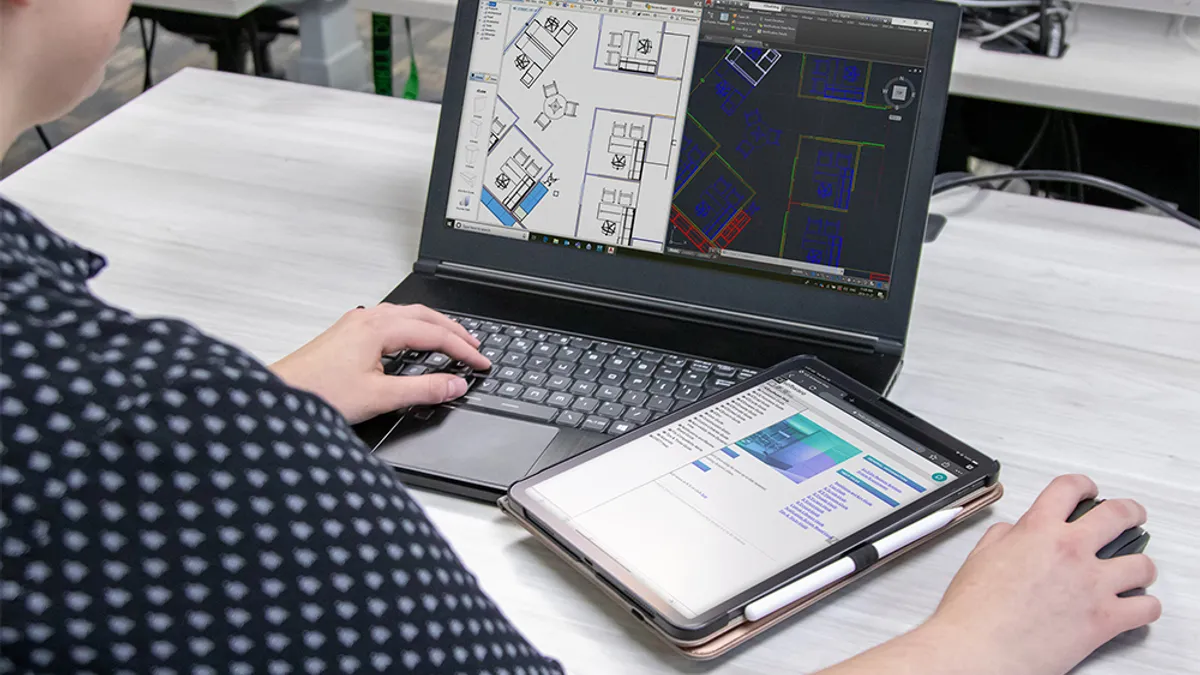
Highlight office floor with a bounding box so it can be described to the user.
[0,13,453,180]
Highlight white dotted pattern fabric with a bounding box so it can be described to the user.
[0,197,564,675]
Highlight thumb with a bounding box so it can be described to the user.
[379,373,470,410]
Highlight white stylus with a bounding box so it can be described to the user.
[743,507,964,622]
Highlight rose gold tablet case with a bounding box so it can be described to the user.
[498,481,1003,660]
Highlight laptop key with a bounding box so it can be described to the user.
[582,352,606,366]
[630,361,655,376]
[475,378,500,394]
[572,397,600,413]
[550,361,577,377]
[624,407,651,424]
[598,402,625,419]
[640,351,664,364]
[500,352,528,367]
[547,392,574,408]
[532,343,558,358]
[647,396,673,412]
[546,375,572,391]
[714,364,737,378]
[690,360,713,373]
[458,392,556,422]
[582,416,610,433]
[569,380,597,396]
[608,421,635,435]
[681,371,707,386]
[496,367,522,382]
[620,390,649,407]
[650,380,676,396]
[570,338,594,350]
[521,387,549,404]
[576,365,601,382]
[480,322,502,333]
[656,366,681,381]
[618,347,641,359]
[504,326,527,338]
[510,338,535,354]
[520,371,548,386]
[626,376,651,392]
[468,330,486,342]
[481,347,504,362]
[664,355,688,368]
[606,355,632,372]
[713,378,736,389]
[597,385,623,402]
[738,369,757,380]
[594,342,618,355]
[484,334,511,349]
[677,385,703,402]
[555,410,583,428]
[526,356,552,372]
[557,347,582,362]
[498,383,523,398]
[424,353,451,368]
[548,334,571,346]
[527,330,548,341]
[401,364,430,376]
[600,370,626,386]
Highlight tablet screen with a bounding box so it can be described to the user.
[524,371,969,619]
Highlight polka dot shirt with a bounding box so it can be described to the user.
[0,196,565,675]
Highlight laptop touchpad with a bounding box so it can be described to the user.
[372,408,558,489]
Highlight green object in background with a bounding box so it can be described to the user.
[402,17,420,100]
[371,13,392,97]
[371,13,420,100]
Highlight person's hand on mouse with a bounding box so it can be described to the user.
[269,303,490,424]
[922,474,1160,675]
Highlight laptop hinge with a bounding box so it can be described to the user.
[413,258,440,275]
[431,261,900,355]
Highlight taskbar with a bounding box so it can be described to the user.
[446,219,889,300]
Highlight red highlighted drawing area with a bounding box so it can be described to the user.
[669,205,751,253]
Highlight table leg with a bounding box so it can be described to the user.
[292,0,370,91]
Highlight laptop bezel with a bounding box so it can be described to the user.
[417,0,961,345]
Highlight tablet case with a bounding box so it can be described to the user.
[498,481,1003,660]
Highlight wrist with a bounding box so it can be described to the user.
[906,615,1009,675]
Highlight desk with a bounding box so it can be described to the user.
[133,0,265,17]
[2,68,1198,674]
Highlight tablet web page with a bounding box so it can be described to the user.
[528,375,959,617]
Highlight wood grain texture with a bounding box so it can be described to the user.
[2,68,1197,674]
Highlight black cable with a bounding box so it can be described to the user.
[1064,113,1084,202]
[34,125,53,151]
[139,18,158,91]
[998,112,1051,192]
[932,170,1200,232]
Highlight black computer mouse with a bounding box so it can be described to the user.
[1068,499,1152,597]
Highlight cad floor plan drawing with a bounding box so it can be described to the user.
[469,4,700,250]
[667,42,920,276]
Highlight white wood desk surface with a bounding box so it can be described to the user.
[2,69,1198,673]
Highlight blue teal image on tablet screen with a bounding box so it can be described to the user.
[734,414,862,484]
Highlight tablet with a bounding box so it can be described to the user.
[506,356,1000,644]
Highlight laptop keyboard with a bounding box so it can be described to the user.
[382,314,758,436]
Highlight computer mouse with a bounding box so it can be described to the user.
[1067,499,1152,559]
[1068,499,1152,597]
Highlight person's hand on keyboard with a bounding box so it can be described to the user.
[270,304,490,423]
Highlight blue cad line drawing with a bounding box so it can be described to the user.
[812,145,856,210]
[800,216,843,266]
[693,175,748,239]
[803,57,870,103]
[724,46,782,87]
[735,108,781,160]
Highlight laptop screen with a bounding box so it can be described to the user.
[444,0,933,301]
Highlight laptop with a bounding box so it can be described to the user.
[356,0,961,501]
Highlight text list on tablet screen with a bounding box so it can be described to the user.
[528,375,961,618]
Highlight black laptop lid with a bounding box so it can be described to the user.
[418,0,960,346]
